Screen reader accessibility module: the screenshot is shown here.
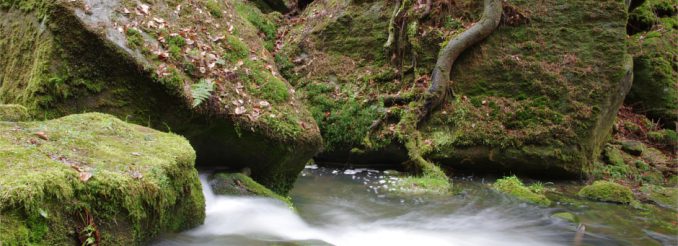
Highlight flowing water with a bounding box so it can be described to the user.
[155,166,677,246]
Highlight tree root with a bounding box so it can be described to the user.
[370,0,503,194]
[422,0,502,120]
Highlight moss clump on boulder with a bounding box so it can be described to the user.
[280,0,631,177]
[626,0,677,123]
[578,181,635,204]
[0,104,30,122]
[621,141,645,156]
[604,145,627,166]
[0,113,205,245]
[492,176,551,206]
[551,212,578,223]
[0,0,321,194]
[209,172,292,206]
[640,184,678,210]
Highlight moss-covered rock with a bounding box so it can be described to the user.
[280,0,631,177]
[492,176,551,206]
[578,181,635,204]
[0,0,321,194]
[640,184,678,210]
[0,113,204,245]
[0,104,30,122]
[551,212,579,223]
[621,140,645,156]
[626,0,678,124]
[209,172,292,206]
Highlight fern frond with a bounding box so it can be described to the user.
[191,79,215,108]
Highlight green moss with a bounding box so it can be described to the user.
[205,0,223,18]
[640,185,678,210]
[0,113,205,244]
[621,141,645,156]
[492,176,552,206]
[0,104,30,122]
[304,84,382,151]
[604,145,626,166]
[234,0,277,42]
[396,175,451,195]
[626,1,677,122]
[223,35,250,62]
[125,28,143,49]
[262,113,301,140]
[648,129,678,147]
[551,212,578,223]
[167,35,185,61]
[209,172,292,207]
[578,181,635,204]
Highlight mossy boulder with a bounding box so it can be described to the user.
[551,212,579,223]
[578,181,635,204]
[492,176,551,206]
[621,140,645,156]
[0,113,205,245]
[0,104,30,122]
[280,0,631,177]
[626,0,678,124]
[209,172,292,206]
[640,184,678,210]
[0,0,321,194]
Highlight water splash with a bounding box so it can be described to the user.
[156,172,576,246]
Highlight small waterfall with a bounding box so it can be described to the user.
[157,172,571,246]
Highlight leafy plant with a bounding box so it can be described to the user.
[191,79,215,108]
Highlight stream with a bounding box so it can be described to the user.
[155,165,677,246]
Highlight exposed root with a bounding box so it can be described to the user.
[370,0,503,193]
[422,0,502,120]
[384,0,403,48]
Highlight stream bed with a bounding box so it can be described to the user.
[155,166,677,246]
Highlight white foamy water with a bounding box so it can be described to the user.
[156,172,575,246]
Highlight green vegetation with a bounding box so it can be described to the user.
[210,172,292,207]
[492,176,551,206]
[190,79,215,108]
[0,113,204,244]
[626,0,677,122]
[0,104,30,121]
[205,0,223,18]
[224,35,250,62]
[234,0,277,50]
[551,212,578,223]
[578,181,635,204]
[126,28,143,49]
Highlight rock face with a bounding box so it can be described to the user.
[625,0,677,125]
[0,0,322,194]
[0,113,204,245]
[279,0,632,176]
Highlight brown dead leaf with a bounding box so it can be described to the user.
[35,131,49,140]
[79,171,92,182]
[235,106,246,115]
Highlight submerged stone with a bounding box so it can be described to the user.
[492,176,551,206]
[0,113,205,244]
[209,172,292,206]
[551,212,579,224]
[578,181,635,204]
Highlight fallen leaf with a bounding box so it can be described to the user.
[35,131,49,140]
[130,171,143,180]
[79,171,92,182]
[235,106,247,115]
